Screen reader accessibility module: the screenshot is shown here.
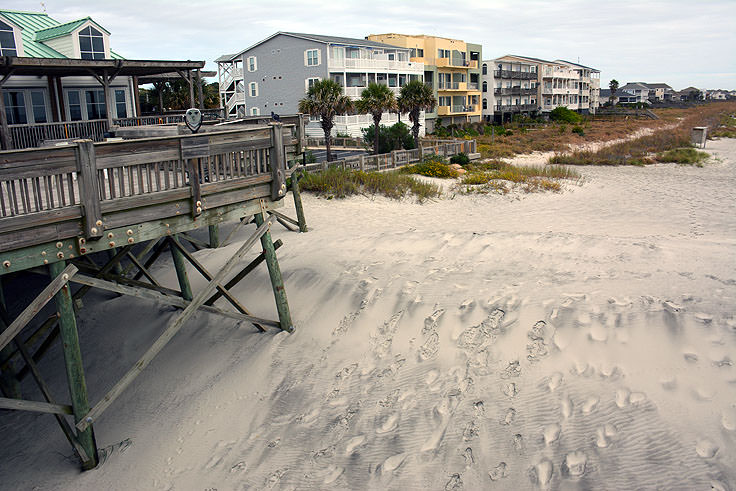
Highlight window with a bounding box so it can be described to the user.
[0,20,17,56]
[305,77,320,91]
[30,91,47,123]
[115,89,127,118]
[482,81,487,93]
[482,63,487,75]
[305,49,320,66]
[85,90,106,119]
[439,96,451,106]
[409,48,423,58]
[387,53,395,61]
[79,26,105,60]
[3,91,26,124]
[249,82,258,97]
[482,98,487,110]
[250,107,259,116]
[67,91,83,121]
[247,56,257,72]
[438,49,450,58]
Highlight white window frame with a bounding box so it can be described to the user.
[73,21,109,59]
[250,107,259,116]
[248,82,258,97]
[247,56,257,72]
[0,18,24,56]
[305,49,320,67]
[305,77,321,92]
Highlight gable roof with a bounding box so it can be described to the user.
[620,82,650,90]
[556,59,599,71]
[220,31,409,62]
[0,9,120,59]
[643,83,672,89]
[35,17,110,41]
[493,54,555,64]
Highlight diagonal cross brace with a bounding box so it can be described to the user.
[76,219,273,432]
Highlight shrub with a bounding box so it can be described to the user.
[299,167,441,201]
[402,154,458,178]
[450,152,470,165]
[572,126,585,136]
[335,131,352,138]
[550,106,582,124]
[305,150,317,164]
[655,147,709,165]
[362,122,416,154]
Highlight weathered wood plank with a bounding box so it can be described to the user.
[0,396,73,415]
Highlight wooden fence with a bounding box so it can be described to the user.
[302,139,477,173]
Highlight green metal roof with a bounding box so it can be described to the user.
[0,9,121,59]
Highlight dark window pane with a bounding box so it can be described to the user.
[0,20,12,30]
[79,36,91,51]
[69,105,82,121]
[33,104,47,123]
[31,91,44,106]
[116,102,127,118]
[68,91,80,105]
[2,48,16,57]
[81,26,91,35]
[93,52,105,60]
[0,31,15,48]
[115,89,125,103]
[81,51,93,60]
[91,36,103,52]
[88,27,102,36]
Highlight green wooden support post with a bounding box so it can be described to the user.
[0,277,22,399]
[291,169,308,233]
[254,212,294,332]
[107,248,123,275]
[208,225,220,248]
[169,236,193,301]
[49,261,99,470]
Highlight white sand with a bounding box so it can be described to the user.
[1,139,735,490]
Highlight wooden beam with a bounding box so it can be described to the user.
[125,251,160,287]
[0,396,73,415]
[291,167,308,232]
[68,274,279,327]
[0,264,78,352]
[254,210,293,332]
[169,236,192,301]
[132,76,142,117]
[76,140,103,239]
[76,218,273,432]
[197,69,204,110]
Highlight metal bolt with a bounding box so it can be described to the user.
[196,200,202,207]
[107,232,114,239]
[95,220,102,227]
[126,229,133,236]
[41,251,47,256]
[109,241,115,248]
[79,238,86,245]
[68,245,73,250]
[56,242,63,249]
[62,273,69,281]
[80,247,87,254]
[57,252,64,259]
[90,227,98,235]
[43,259,48,265]
[196,207,202,214]
[2,260,10,268]
[69,254,74,258]
[128,238,134,244]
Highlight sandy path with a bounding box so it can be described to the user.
[1,140,734,490]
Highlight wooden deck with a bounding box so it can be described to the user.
[0,122,301,275]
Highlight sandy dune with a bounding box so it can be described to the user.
[1,139,735,490]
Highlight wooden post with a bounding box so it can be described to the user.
[48,76,60,122]
[208,225,220,248]
[197,69,204,110]
[0,85,10,150]
[170,237,193,301]
[359,155,365,171]
[76,140,103,239]
[188,70,195,108]
[132,76,142,117]
[291,169,308,232]
[0,277,21,399]
[254,211,294,332]
[102,70,113,129]
[270,124,286,200]
[49,261,98,470]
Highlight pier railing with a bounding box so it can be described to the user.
[0,124,296,267]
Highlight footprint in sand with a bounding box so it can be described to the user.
[345,435,366,455]
[489,462,508,481]
[695,439,719,458]
[529,459,553,487]
[543,424,561,445]
[444,473,463,491]
[381,453,406,473]
[376,413,399,434]
[323,465,344,484]
[562,451,587,477]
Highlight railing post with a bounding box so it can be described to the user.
[180,137,208,217]
[270,123,287,200]
[359,155,365,171]
[75,140,103,239]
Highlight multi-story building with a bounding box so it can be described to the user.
[619,82,652,104]
[481,55,600,122]
[367,34,482,132]
[641,83,674,101]
[216,32,425,137]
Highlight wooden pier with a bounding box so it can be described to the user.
[0,120,304,469]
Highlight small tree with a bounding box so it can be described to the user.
[355,83,397,155]
[609,79,619,105]
[397,80,437,145]
[298,80,353,162]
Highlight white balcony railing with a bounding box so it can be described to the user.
[329,58,424,72]
[343,86,402,98]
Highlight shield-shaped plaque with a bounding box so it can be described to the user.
[185,108,202,133]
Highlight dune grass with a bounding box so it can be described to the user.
[655,147,709,165]
[456,160,580,194]
[710,113,736,138]
[298,167,441,202]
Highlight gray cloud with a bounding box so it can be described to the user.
[7,0,735,89]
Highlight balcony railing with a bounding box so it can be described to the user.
[494,87,537,96]
[328,58,423,72]
[437,104,478,115]
[493,70,537,80]
[495,104,538,113]
[343,86,401,98]
[468,82,479,90]
[438,82,466,90]
[436,58,478,69]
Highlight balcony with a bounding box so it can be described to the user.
[328,58,424,72]
[493,87,537,96]
[343,86,401,98]
[493,70,537,80]
[435,58,477,69]
[438,82,466,91]
[494,104,538,113]
[468,82,479,90]
[437,104,478,115]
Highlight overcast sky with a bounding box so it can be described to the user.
[6,0,735,90]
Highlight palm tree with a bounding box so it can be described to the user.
[608,79,619,105]
[397,80,437,144]
[355,83,397,155]
[298,79,353,162]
